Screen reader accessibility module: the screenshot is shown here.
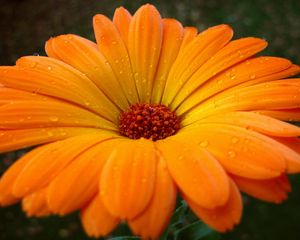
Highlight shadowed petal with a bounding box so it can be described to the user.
[100,138,157,219]
[129,154,177,238]
[185,180,242,232]
[156,138,230,208]
[81,194,120,238]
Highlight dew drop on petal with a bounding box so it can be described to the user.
[231,137,239,144]
[47,131,54,137]
[49,116,59,122]
[250,74,256,79]
[228,150,236,158]
[199,140,209,148]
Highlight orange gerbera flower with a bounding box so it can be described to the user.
[0,3,300,239]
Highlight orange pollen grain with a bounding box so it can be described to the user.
[118,103,181,141]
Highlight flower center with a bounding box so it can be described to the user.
[119,103,180,141]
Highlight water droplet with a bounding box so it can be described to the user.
[231,137,239,144]
[49,116,59,122]
[47,131,54,137]
[178,155,184,160]
[47,66,52,71]
[228,150,236,158]
[230,75,236,80]
[112,41,117,45]
[217,79,223,85]
[29,62,37,68]
[199,140,209,148]
[250,74,256,79]
[245,60,251,65]
[32,53,39,56]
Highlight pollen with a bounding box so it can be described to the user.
[119,103,180,141]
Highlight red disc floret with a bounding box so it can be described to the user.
[119,103,180,141]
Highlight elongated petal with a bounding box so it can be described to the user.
[0,127,101,153]
[0,101,115,130]
[177,27,198,55]
[237,64,300,88]
[93,15,139,104]
[196,111,300,137]
[179,124,286,179]
[100,138,156,219]
[113,7,132,47]
[179,57,292,116]
[186,180,242,232]
[232,174,290,203]
[156,138,230,208]
[162,24,233,106]
[184,79,300,123]
[22,187,51,217]
[128,4,163,102]
[151,18,184,103]
[0,150,34,206]
[47,139,121,215]
[0,87,52,106]
[45,35,129,110]
[13,133,115,197]
[129,154,177,238]
[81,194,120,238]
[0,56,119,121]
[256,109,300,122]
[272,137,300,173]
[172,38,268,109]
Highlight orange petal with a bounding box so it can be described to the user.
[93,15,139,104]
[0,127,101,153]
[196,111,300,137]
[232,174,290,203]
[0,100,115,130]
[156,138,230,208]
[100,138,157,219]
[45,35,129,110]
[113,7,132,47]
[128,4,163,102]
[129,154,177,238]
[0,149,35,206]
[13,133,115,197]
[162,24,233,106]
[185,180,242,232]
[180,57,292,116]
[47,139,121,215]
[172,37,267,109]
[81,193,120,238]
[255,108,300,122]
[22,187,51,217]
[0,87,52,106]
[177,27,198,55]
[184,78,300,123]
[272,137,300,173]
[178,124,286,179]
[151,18,184,104]
[0,56,119,121]
[237,64,300,88]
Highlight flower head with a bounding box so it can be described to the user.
[0,3,300,239]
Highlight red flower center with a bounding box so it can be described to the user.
[119,103,181,141]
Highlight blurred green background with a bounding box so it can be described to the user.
[0,0,300,239]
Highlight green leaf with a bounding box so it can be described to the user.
[108,237,140,240]
[174,221,221,240]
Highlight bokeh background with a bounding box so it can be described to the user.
[0,0,300,239]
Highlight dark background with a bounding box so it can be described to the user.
[0,0,300,239]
